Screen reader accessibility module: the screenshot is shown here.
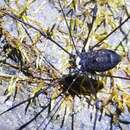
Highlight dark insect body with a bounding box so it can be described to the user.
[79,49,121,73]
[60,74,103,97]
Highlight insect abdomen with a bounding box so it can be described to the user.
[79,49,121,72]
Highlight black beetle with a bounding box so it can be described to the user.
[79,49,121,73]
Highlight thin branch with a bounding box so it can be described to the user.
[60,105,67,128]
[58,0,78,55]
[71,97,75,130]
[0,96,33,116]
[96,73,130,81]
[82,4,97,52]
[91,15,130,50]
[22,24,34,43]
[2,11,72,56]
[43,56,61,74]
[16,104,49,130]
[93,109,98,130]
[44,97,65,130]
[0,86,51,116]
[37,95,64,129]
